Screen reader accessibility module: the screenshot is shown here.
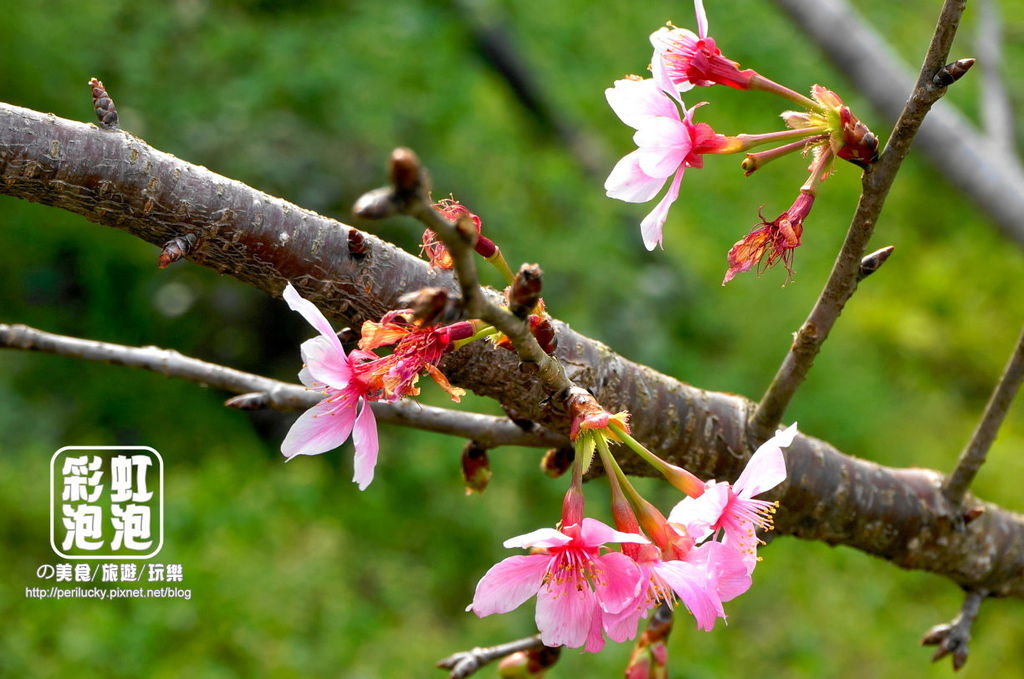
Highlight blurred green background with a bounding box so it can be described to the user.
[1,0,1023,677]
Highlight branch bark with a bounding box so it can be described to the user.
[0,322,566,449]
[2,101,1024,598]
[772,0,1024,247]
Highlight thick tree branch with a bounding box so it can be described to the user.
[750,0,969,442]
[2,102,1024,599]
[0,322,566,449]
[943,325,1024,505]
[772,0,1024,247]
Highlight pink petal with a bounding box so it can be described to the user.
[503,527,572,550]
[649,28,697,97]
[585,599,607,653]
[605,78,679,129]
[594,551,643,614]
[469,554,549,617]
[297,367,319,388]
[351,398,379,490]
[640,166,685,250]
[300,336,352,390]
[536,576,596,649]
[668,482,728,535]
[694,0,709,38]
[696,542,752,602]
[734,423,796,497]
[654,560,723,631]
[605,150,667,203]
[283,283,344,354]
[280,396,356,459]
[579,517,650,547]
[602,594,647,643]
[633,117,691,178]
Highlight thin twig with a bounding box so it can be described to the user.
[921,589,986,671]
[976,0,1016,149]
[943,325,1024,505]
[749,0,970,443]
[771,0,1024,246]
[0,323,566,449]
[436,634,545,679]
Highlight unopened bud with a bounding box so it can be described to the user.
[158,233,197,268]
[529,315,557,354]
[461,441,491,494]
[857,245,895,281]
[398,287,462,326]
[933,58,975,88]
[389,147,423,195]
[836,107,879,168]
[510,264,543,318]
[347,228,368,259]
[541,446,574,478]
[88,77,119,129]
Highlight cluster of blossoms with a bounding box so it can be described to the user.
[605,0,878,284]
[470,388,797,656]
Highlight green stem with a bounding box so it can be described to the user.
[721,127,826,154]
[595,435,645,509]
[608,421,704,497]
[486,247,516,286]
[452,324,499,350]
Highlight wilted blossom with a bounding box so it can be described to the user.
[723,192,814,285]
[420,197,496,269]
[669,423,796,570]
[469,517,648,652]
[649,0,756,93]
[280,283,380,490]
[604,77,732,249]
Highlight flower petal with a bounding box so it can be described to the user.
[734,422,796,497]
[594,551,643,614]
[694,0,709,39]
[605,150,667,203]
[695,541,752,602]
[280,396,356,459]
[503,527,572,550]
[300,336,352,390]
[351,398,379,490]
[640,166,685,250]
[633,117,691,178]
[668,481,728,535]
[655,560,723,631]
[536,575,596,649]
[283,283,344,355]
[585,598,607,653]
[469,554,549,617]
[606,78,679,129]
[579,517,650,547]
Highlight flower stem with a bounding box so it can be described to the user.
[801,147,835,194]
[486,247,516,286]
[608,421,704,497]
[721,127,825,154]
[452,324,499,350]
[595,436,672,544]
[741,134,828,176]
[750,74,822,111]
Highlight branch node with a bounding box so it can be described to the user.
[88,78,119,129]
[921,589,986,671]
[437,635,546,679]
[856,245,895,281]
[158,233,197,269]
[932,58,976,88]
[352,187,398,220]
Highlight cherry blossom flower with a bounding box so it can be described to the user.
[668,423,796,569]
[469,517,649,652]
[604,77,731,250]
[649,0,756,93]
[280,283,380,490]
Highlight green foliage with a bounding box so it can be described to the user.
[1,1,1023,677]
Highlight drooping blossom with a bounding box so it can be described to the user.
[668,423,796,570]
[649,0,756,93]
[469,517,648,652]
[420,197,496,269]
[723,192,814,285]
[280,283,381,490]
[604,77,732,250]
[358,310,472,402]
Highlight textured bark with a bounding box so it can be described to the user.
[2,102,1023,598]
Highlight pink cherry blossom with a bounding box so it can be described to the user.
[280,283,380,491]
[469,518,649,652]
[668,423,796,569]
[604,77,730,250]
[650,0,756,93]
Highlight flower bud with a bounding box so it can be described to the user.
[389,147,423,194]
[540,446,574,478]
[509,264,543,318]
[461,441,492,495]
